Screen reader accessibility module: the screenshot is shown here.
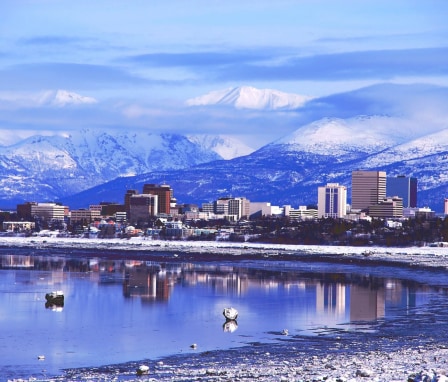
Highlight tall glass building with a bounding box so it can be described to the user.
[386,175,417,208]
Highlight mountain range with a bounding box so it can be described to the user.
[1,84,448,212]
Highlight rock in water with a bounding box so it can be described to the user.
[223,307,238,320]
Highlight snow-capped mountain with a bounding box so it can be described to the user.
[186,86,313,110]
[63,116,448,212]
[0,89,98,109]
[3,83,448,212]
[0,129,221,205]
[273,116,407,156]
[187,134,255,159]
[50,90,98,107]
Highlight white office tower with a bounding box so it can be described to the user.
[318,183,347,218]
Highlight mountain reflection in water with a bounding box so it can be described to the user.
[0,252,441,379]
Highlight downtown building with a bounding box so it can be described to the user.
[201,197,250,221]
[123,184,174,219]
[142,184,173,215]
[386,175,417,208]
[368,196,403,218]
[31,203,67,222]
[351,170,386,211]
[317,183,347,219]
[128,194,158,222]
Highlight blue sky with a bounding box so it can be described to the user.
[0,0,447,147]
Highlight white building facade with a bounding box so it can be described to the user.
[31,203,66,221]
[317,183,347,219]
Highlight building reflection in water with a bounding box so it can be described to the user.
[0,253,431,325]
[350,284,385,321]
[316,283,346,321]
[123,262,171,302]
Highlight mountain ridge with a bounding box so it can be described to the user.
[186,86,313,110]
[1,83,448,212]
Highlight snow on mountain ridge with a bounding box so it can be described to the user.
[52,90,97,106]
[272,115,423,156]
[187,134,255,160]
[186,86,313,110]
[0,130,222,202]
[360,127,448,169]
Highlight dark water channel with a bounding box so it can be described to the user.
[1,250,448,380]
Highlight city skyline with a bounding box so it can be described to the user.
[9,172,432,225]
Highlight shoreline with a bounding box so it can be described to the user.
[1,235,448,271]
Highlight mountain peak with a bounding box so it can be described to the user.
[51,90,98,107]
[186,86,313,110]
[272,115,413,157]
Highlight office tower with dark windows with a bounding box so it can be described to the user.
[387,175,417,208]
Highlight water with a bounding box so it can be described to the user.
[0,250,447,380]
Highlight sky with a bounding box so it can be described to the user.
[0,0,447,148]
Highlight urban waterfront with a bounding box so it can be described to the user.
[1,248,448,380]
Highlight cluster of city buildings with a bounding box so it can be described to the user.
[318,171,428,220]
[1,171,445,235]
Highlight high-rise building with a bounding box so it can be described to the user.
[228,197,250,220]
[317,183,347,218]
[129,194,158,222]
[351,171,386,211]
[387,175,417,208]
[124,190,139,217]
[142,184,173,215]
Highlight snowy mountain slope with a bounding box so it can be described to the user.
[353,128,448,191]
[272,115,431,156]
[63,122,448,212]
[186,134,255,159]
[186,86,313,110]
[360,128,448,167]
[0,130,221,205]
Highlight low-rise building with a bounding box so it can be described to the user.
[31,203,66,221]
[71,209,95,223]
[368,197,403,218]
[285,205,318,220]
[2,221,35,232]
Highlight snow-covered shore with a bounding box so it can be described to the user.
[1,235,448,270]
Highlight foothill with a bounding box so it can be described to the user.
[1,170,448,248]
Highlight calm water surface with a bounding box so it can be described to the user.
[0,250,446,379]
